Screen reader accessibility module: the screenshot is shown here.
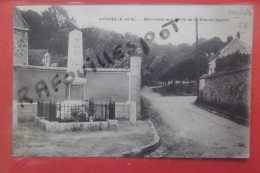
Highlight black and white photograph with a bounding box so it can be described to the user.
[12,4,253,158]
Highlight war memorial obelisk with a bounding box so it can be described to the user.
[64,29,87,102]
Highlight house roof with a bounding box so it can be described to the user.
[210,37,251,61]
[29,49,47,59]
[13,7,30,31]
[28,49,47,65]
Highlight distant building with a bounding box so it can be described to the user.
[208,37,251,75]
[28,49,48,66]
[13,7,30,65]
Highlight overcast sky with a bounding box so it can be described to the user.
[17,4,253,47]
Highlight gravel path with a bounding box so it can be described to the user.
[142,87,249,158]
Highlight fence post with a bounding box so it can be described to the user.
[89,97,94,122]
[101,103,103,120]
[63,104,65,120]
[49,96,56,122]
[37,98,43,117]
[42,102,45,119]
[109,98,115,120]
[46,102,49,120]
[85,103,87,122]
[130,101,136,125]
[105,103,107,120]
[75,104,77,122]
[59,103,61,122]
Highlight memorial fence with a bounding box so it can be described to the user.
[37,98,115,123]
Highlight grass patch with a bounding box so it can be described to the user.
[140,96,151,120]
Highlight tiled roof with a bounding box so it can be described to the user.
[28,49,47,66]
[13,7,30,30]
[210,38,251,61]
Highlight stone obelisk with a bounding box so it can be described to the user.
[64,29,87,102]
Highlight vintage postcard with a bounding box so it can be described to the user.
[13,4,253,158]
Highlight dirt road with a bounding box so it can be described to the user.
[142,87,249,158]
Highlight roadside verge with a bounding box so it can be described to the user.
[121,120,160,157]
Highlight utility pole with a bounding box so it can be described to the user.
[196,17,200,97]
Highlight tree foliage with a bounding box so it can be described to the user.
[215,51,251,73]
[80,27,139,68]
[47,28,70,55]
[193,37,225,59]
[21,6,225,77]
[20,6,77,54]
[20,10,45,49]
[152,37,225,84]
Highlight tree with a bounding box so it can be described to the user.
[21,6,77,56]
[47,28,70,56]
[189,37,225,76]
[193,37,225,59]
[20,10,45,49]
[41,6,77,50]
[181,58,197,93]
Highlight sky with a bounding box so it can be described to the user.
[17,4,254,47]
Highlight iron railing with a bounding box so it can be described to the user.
[37,98,115,122]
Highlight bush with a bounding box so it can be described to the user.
[58,57,68,67]
[140,96,150,120]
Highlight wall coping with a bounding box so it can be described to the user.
[14,27,30,31]
[200,65,251,80]
[14,64,131,72]
[16,102,130,106]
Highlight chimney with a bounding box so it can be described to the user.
[236,32,240,39]
[227,35,233,44]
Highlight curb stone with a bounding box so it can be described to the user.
[121,120,160,157]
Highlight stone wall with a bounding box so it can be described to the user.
[13,29,28,65]
[115,103,130,120]
[198,66,251,121]
[130,56,141,120]
[13,66,130,103]
[13,56,141,120]
[85,70,130,103]
[13,7,29,65]
[16,103,37,122]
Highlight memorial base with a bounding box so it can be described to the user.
[107,119,118,130]
[35,117,112,133]
[65,78,87,101]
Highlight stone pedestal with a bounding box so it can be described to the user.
[130,101,136,125]
[107,119,118,130]
[65,78,87,101]
[65,30,87,102]
[67,30,84,77]
[130,56,141,120]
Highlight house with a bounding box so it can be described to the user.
[208,36,251,74]
[28,49,48,66]
[13,7,30,65]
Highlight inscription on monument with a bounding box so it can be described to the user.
[67,30,83,77]
[70,85,84,100]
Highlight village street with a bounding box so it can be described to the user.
[142,87,249,158]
